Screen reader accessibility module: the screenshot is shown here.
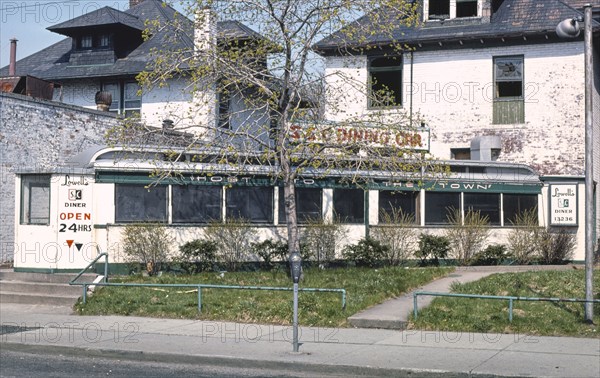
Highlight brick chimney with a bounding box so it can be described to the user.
[9,38,17,76]
[192,7,217,130]
[129,0,144,8]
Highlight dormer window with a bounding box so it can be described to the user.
[99,34,111,48]
[80,35,93,49]
[426,0,480,21]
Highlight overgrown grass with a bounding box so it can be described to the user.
[410,270,600,338]
[75,267,451,327]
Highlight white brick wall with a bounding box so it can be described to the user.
[325,42,586,175]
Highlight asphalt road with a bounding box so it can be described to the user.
[0,348,352,378]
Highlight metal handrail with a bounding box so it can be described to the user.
[72,281,346,312]
[70,249,108,285]
[413,291,600,322]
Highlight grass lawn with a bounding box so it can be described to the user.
[75,266,452,327]
[410,269,600,338]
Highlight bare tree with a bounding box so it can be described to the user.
[110,0,442,260]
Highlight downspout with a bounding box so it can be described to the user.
[409,51,414,125]
[364,189,370,239]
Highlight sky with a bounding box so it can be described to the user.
[0,0,186,68]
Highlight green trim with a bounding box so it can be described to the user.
[14,267,83,274]
[97,172,542,193]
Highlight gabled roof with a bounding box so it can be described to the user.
[314,0,600,54]
[47,6,145,34]
[0,0,266,80]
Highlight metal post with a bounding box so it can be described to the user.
[197,286,202,312]
[413,293,418,320]
[292,282,299,352]
[509,298,513,323]
[82,284,87,304]
[104,253,108,283]
[583,4,594,323]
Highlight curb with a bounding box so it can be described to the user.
[0,342,508,378]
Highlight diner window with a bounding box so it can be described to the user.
[369,56,403,108]
[172,185,222,223]
[464,193,500,225]
[115,184,167,223]
[226,186,273,223]
[278,187,322,224]
[20,175,51,225]
[493,56,524,124]
[333,188,364,224]
[503,194,538,225]
[379,191,417,223]
[425,192,460,225]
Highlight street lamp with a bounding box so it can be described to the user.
[556,4,594,323]
[289,251,302,352]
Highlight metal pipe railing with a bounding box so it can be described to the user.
[73,281,346,312]
[413,291,600,323]
[70,250,108,285]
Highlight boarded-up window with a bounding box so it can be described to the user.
[172,185,222,223]
[115,184,167,223]
[278,187,322,224]
[493,56,524,124]
[226,186,273,223]
[333,188,365,224]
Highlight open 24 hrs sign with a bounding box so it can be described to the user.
[549,184,578,226]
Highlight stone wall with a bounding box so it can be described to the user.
[0,92,119,262]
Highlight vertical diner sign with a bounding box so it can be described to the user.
[549,184,578,226]
[58,174,94,266]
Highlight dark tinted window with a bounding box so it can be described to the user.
[172,185,222,223]
[115,184,167,223]
[226,186,273,223]
[20,175,51,225]
[504,194,538,225]
[379,191,417,223]
[464,193,500,225]
[278,187,322,224]
[333,188,364,224]
[425,192,460,225]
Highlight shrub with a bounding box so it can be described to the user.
[204,218,258,270]
[178,239,218,274]
[300,219,347,265]
[342,238,388,267]
[470,244,509,266]
[251,239,288,270]
[445,208,490,265]
[415,234,450,266]
[539,228,576,264]
[371,208,418,266]
[121,223,174,276]
[507,208,542,264]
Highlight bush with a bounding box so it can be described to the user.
[203,218,258,270]
[415,234,450,266]
[445,208,490,265]
[371,208,418,266]
[121,223,174,276]
[470,244,509,266]
[251,239,288,270]
[300,219,347,265]
[342,238,389,267]
[539,229,576,264]
[507,208,542,264]
[178,239,218,274]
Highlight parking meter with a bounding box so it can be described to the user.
[289,251,302,284]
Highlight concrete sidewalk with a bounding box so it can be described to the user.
[1,303,599,377]
[348,265,575,329]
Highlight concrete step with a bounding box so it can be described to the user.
[0,271,96,284]
[0,281,82,296]
[0,291,80,307]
